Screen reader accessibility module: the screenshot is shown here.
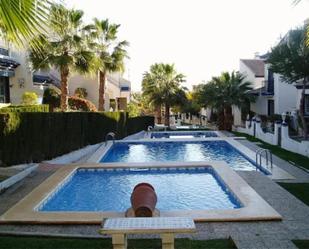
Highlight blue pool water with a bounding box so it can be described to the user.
[151,131,218,139]
[101,141,264,172]
[39,168,241,212]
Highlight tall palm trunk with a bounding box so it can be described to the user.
[60,66,69,111]
[217,109,225,130]
[299,78,308,139]
[156,105,162,124]
[98,70,106,111]
[224,105,233,131]
[164,103,170,126]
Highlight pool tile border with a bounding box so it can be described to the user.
[0,161,282,224]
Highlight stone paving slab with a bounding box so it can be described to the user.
[238,139,309,183]
[0,165,56,215]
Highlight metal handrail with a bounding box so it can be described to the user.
[105,132,116,146]
[256,148,273,170]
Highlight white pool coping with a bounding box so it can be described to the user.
[0,161,282,224]
[87,137,294,181]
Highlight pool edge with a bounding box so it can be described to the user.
[0,162,282,224]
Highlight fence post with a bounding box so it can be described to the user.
[245,120,251,130]
[252,117,257,137]
[255,119,262,139]
[281,121,289,145]
[274,121,281,146]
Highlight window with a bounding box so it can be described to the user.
[0,76,10,103]
[120,86,130,91]
[0,48,9,56]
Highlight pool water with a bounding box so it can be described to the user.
[39,168,241,212]
[101,141,263,172]
[151,131,218,139]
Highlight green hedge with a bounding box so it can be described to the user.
[0,105,49,113]
[127,116,155,135]
[0,112,154,166]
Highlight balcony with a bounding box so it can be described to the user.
[261,80,274,96]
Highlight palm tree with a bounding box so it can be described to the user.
[90,18,129,111]
[267,27,309,138]
[142,63,186,126]
[0,0,49,47]
[195,71,255,131]
[29,4,96,111]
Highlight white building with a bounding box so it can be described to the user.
[0,41,131,110]
[239,56,298,117]
[68,72,131,111]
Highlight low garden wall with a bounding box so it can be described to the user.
[255,121,280,146]
[234,119,309,157]
[281,125,309,157]
[0,111,154,166]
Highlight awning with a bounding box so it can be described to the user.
[120,86,130,91]
[33,74,54,84]
[0,57,20,69]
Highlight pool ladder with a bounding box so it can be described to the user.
[255,148,273,170]
[105,132,116,146]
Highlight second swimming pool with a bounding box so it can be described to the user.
[101,140,267,173]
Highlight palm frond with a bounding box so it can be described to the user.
[0,0,50,48]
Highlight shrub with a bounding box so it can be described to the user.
[68,96,97,112]
[0,112,154,166]
[43,88,97,112]
[43,88,60,112]
[0,105,49,113]
[127,116,155,135]
[74,87,88,98]
[21,92,38,105]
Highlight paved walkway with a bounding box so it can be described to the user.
[238,139,309,183]
[0,140,309,249]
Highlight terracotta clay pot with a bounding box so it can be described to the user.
[130,183,157,217]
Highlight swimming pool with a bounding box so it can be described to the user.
[39,167,241,212]
[100,140,266,173]
[151,131,218,139]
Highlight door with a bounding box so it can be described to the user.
[0,77,10,103]
[268,99,274,116]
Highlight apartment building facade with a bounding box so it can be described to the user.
[0,41,131,110]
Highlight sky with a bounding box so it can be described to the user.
[65,0,309,91]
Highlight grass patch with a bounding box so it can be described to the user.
[231,131,309,170]
[292,240,309,249]
[278,183,309,206]
[0,236,237,249]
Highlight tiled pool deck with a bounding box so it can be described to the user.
[0,140,308,249]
